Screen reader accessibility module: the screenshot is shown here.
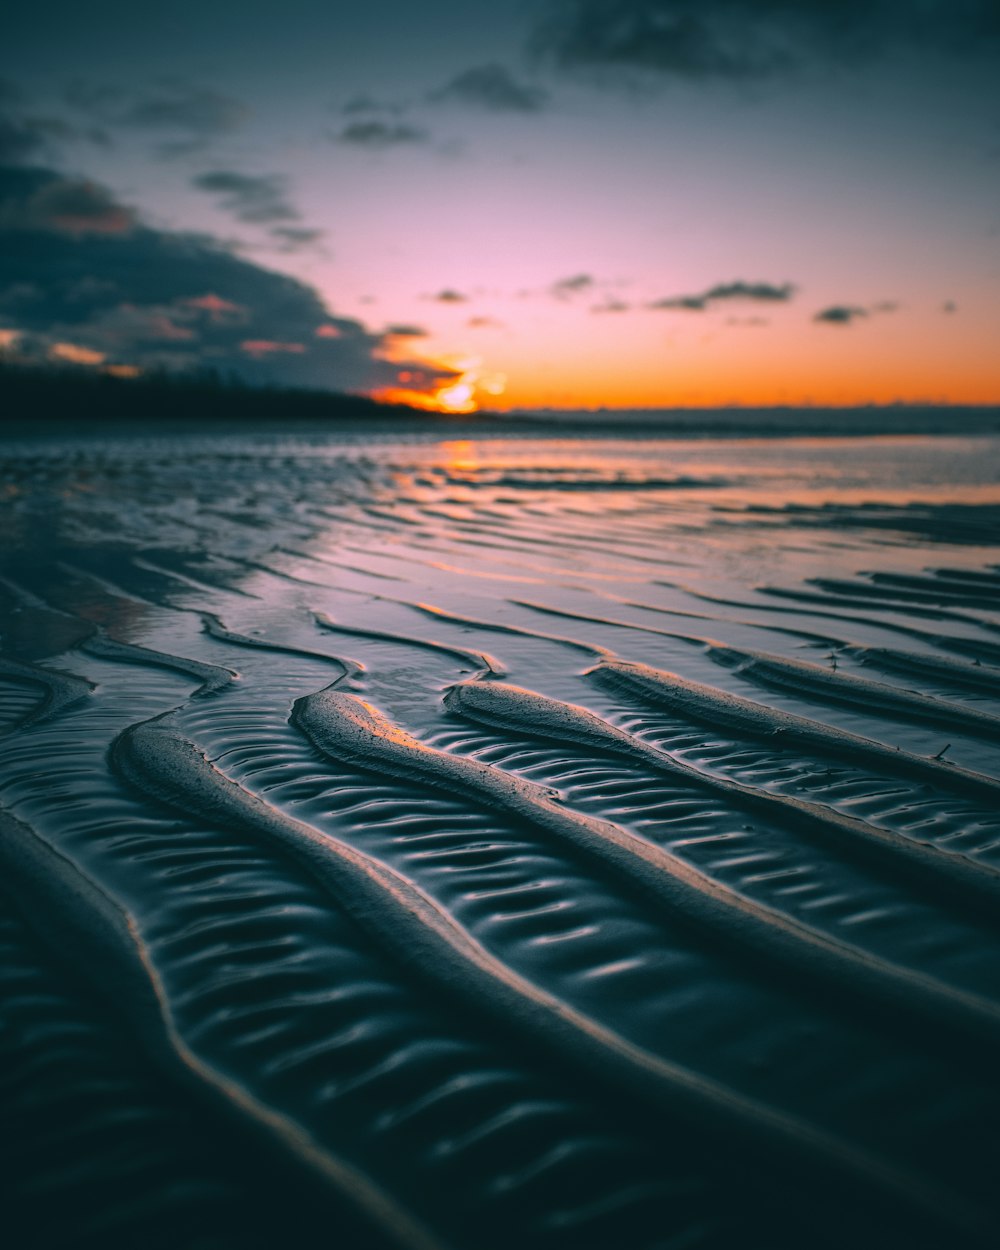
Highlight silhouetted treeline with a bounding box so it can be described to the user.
[0,359,430,425]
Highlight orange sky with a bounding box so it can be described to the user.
[370,290,1000,413]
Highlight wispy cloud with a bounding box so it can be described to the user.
[123,87,247,134]
[551,272,594,298]
[268,225,325,252]
[384,323,428,337]
[428,288,468,303]
[192,170,298,225]
[650,279,794,311]
[334,120,428,148]
[341,95,407,116]
[67,82,247,136]
[430,64,550,112]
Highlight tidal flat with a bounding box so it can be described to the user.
[1,422,999,1249]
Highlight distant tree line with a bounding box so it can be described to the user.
[0,358,431,424]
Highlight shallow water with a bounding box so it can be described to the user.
[1,427,999,1249]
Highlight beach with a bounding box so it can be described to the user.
[1,420,999,1249]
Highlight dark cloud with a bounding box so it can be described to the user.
[154,139,214,161]
[812,299,896,324]
[193,171,298,224]
[430,64,550,112]
[0,115,45,164]
[813,305,868,325]
[0,99,107,165]
[384,323,427,337]
[0,167,136,234]
[551,272,594,297]
[0,163,452,397]
[430,288,468,303]
[651,279,793,310]
[651,293,707,311]
[335,120,428,148]
[942,300,958,314]
[193,173,324,254]
[268,225,325,252]
[68,82,247,136]
[533,1,1000,82]
[124,87,246,133]
[64,82,122,115]
[21,116,92,147]
[591,298,630,312]
[0,108,112,166]
[705,280,793,301]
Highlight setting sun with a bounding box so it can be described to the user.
[433,379,476,413]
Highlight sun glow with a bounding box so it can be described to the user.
[374,352,507,414]
[433,378,477,413]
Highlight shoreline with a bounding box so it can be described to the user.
[3,405,1000,444]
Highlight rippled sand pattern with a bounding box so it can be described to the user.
[2,428,999,1249]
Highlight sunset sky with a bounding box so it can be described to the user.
[2,1,999,411]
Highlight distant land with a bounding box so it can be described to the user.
[2,360,998,439]
[502,405,1000,438]
[0,359,427,430]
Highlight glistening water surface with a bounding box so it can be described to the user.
[2,427,999,1250]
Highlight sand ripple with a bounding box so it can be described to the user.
[2,429,999,1248]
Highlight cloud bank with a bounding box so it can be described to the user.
[0,164,452,397]
[533,1,1000,82]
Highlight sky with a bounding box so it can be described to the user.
[1,1,999,412]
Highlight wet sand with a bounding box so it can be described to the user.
[1,424,998,1249]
